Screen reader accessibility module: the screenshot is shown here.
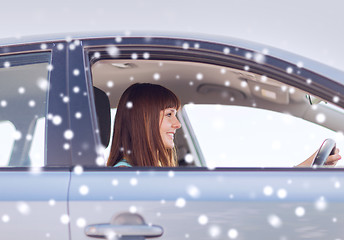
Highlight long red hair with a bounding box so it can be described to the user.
[107,83,181,167]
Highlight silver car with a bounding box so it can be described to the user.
[0,33,343,239]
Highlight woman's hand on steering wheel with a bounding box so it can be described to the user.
[312,139,340,167]
[323,147,341,166]
[296,139,341,167]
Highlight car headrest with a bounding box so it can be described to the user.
[93,87,111,148]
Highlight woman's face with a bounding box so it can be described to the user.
[159,108,181,149]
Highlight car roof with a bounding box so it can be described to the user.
[1,31,344,85]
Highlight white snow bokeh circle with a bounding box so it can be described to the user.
[75,112,82,119]
[254,52,266,64]
[49,199,56,206]
[184,153,194,164]
[60,214,70,224]
[96,157,105,166]
[57,44,64,51]
[73,165,83,175]
[187,185,200,198]
[263,186,274,196]
[130,178,138,186]
[131,53,138,59]
[295,206,305,217]
[267,214,282,228]
[17,202,31,215]
[13,130,22,141]
[107,81,114,88]
[18,87,25,94]
[129,206,137,213]
[316,113,326,123]
[223,47,230,54]
[62,96,69,103]
[47,64,54,71]
[73,86,80,93]
[63,143,70,150]
[76,218,86,228]
[106,46,120,58]
[126,101,133,109]
[1,214,10,223]
[4,61,10,68]
[64,130,74,140]
[315,196,327,211]
[196,73,203,80]
[198,214,208,225]
[334,181,341,188]
[143,52,150,59]
[277,189,287,199]
[28,100,36,107]
[228,229,238,239]
[112,178,119,186]
[52,115,62,125]
[37,78,49,91]
[0,100,7,107]
[286,67,293,74]
[182,42,189,49]
[73,69,80,76]
[153,73,160,80]
[208,225,221,238]
[79,185,89,195]
[175,198,186,208]
[168,170,175,178]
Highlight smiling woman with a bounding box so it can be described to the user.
[106,83,181,167]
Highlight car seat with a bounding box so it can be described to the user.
[93,87,111,148]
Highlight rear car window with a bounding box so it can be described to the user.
[0,52,51,167]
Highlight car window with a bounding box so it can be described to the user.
[0,52,51,167]
[0,121,16,166]
[90,56,344,168]
[184,104,344,168]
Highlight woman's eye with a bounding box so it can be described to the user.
[166,113,172,117]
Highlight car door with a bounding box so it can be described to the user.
[0,41,71,239]
[68,36,344,240]
[69,168,344,240]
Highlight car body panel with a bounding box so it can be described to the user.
[69,169,344,239]
[0,170,70,239]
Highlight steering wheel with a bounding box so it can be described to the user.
[312,138,336,166]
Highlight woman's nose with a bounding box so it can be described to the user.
[173,117,181,129]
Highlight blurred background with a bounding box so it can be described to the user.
[1,0,343,71]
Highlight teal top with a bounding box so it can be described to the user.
[114,159,132,167]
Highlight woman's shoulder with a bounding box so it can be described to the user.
[113,159,132,167]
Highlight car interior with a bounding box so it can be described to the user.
[91,58,344,167]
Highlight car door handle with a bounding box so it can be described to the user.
[84,212,163,239]
[85,224,163,238]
